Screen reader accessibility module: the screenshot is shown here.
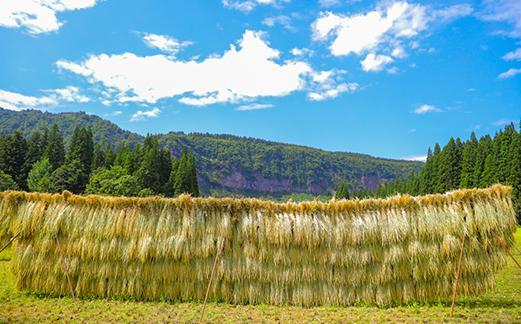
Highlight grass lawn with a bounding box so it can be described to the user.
[1,229,520,323]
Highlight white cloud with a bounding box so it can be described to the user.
[404,155,427,162]
[312,2,429,56]
[57,30,353,106]
[222,0,289,12]
[480,0,521,38]
[235,103,273,111]
[498,68,521,79]
[492,118,515,126]
[0,86,91,111]
[44,86,90,103]
[391,46,406,58]
[130,107,161,121]
[312,2,472,72]
[361,53,393,72]
[111,110,122,116]
[143,33,191,56]
[434,4,473,22]
[0,0,99,34]
[262,15,295,32]
[0,89,56,111]
[503,48,521,61]
[290,47,313,57]
[307,70,359,101]
[413,104,441,114]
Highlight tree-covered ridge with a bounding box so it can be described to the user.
[0,108,422,197]
[159,132,422,196]
[0,108,141,148]
[368,122,521,223]
[0,126,199,198]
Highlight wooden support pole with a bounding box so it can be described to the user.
[56,237,76,302]
[451,234,466,317]
[200,238,224,323]
[0,233,19,254]
[507,249,521,272]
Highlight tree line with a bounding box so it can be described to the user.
[335,121,521,222]
[0,125,199,197]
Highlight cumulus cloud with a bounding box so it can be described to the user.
[413,104,441,114]
[44,86,90,103]
[361,53,393,72]
[0,86,90,111]
[0,0,99,34]
[498,68,521,79]
[56,30,352,106]
[307,70,359,101]
[312,2,472,72]
[130,107,161,121]
[235,103,273,111]
[0,89,56,111]
[143,33,192,56]
[222,0,289,12]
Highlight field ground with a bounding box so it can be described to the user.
[0,229,520,323]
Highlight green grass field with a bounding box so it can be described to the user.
[1,229,520,323]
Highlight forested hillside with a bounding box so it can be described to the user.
[0,108,422,197]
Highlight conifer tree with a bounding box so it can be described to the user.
[27,158,53,192]
[174,150,191,196]
[187,153,199,197]
[23,131,45,177]
[460,132,478,188]
[480,154,496,187]
[0,131,28,189]
[66,127,94,192]
[44,125,65,171]
[335,181,350,199]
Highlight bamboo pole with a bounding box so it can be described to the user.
[0,233,19,254]
[450,234,466,317]
[200,237,224,323]
[56,236,76,302]
[507,249,521,272]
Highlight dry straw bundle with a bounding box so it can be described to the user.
[0,185,516,306]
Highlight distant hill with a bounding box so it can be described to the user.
[0,108,423,197]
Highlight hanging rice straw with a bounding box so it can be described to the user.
[0,185,516,306]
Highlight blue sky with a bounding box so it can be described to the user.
[0,0,520,161]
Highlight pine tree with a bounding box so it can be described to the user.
[44,125,65,171]
[0,131,28,189]
[472,135,492,187]
[436,138,462,193]
[419,148,433,194]
[49,159,84,193]
[92,142,107,170]
[23,130,45,177]
[27,158,53,192]
[136,137,170,195]
[66,127,94,192]
[480,154,496,187]
[174,150,192,196]
[335,181,350,199]
[460,132,478,188]
[167,158,179,197]
[430,143,442,193]
[187,153,199,197]
[508,129,521,223]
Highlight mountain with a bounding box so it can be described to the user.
[0,108,423,197]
